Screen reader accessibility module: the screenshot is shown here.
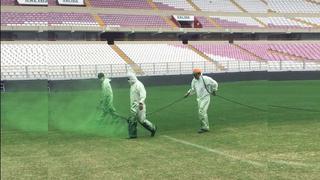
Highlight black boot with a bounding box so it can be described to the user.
[151,125,157,137]
[140,122,157,137]
[128,120,137,139]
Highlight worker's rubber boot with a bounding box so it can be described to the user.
[197,128,209,134]
[140,122,157,137]
[151,125,157,137]
[128,121,137,139]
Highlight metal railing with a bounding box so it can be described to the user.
[1,60,319,80]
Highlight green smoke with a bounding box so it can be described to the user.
[48,89,128,137]
[1,91,48,133]
[1,87,129,137]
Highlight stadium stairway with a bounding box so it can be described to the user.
[85,0,91,7]
[206,17,222,28]
[186,0,201,11]
[110,44,144,75]
[252,17,268,28]
[139,0,175,26]
[230,0,248,13]
[268,9,277,13]
[269,49,306,61]
[187,44,226,71]
[161,16,179,28]
[259,0,267,5]
[305,0,320,5]
[232,44,267,62]
[147,0,158,10]
[93,14,105,27]
[289,17,320,28]
[268,49,319,62]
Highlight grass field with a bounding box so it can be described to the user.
[1,80,320,179]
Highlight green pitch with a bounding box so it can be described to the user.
[1,80,320,179]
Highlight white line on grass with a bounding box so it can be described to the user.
[163,135,265,167]
[268,160,318,168]
[163,135,318,169]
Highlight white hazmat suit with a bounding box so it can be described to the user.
[101,77,115,113]
[187,75,218,132]
[98,75,116,124]
[127,73,156,138]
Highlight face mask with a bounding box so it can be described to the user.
[128,77,136,85]
[127,72,137,85]
[193,73,201,79]
[99,77,104,82]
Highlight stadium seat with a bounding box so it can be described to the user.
[117,43,218,75]
[257,17,312,28]
[296,17,320,26]
[210,16,264,28]
[90,0,152,9]
[267,0,320,13]
[0,12,99,27]
[153,0,195,11]
[0,0,16,6]
[192,0,241,12]
[49,13,99,27]
[98,14,170,28]
[1,43,128,80]
[1,42,319,80]
[234,0,268,13]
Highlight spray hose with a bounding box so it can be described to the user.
[215,94,268,112]
[268,105,320,113]
[216,94,320,113]
[147,96,186,116]
[109,94,319,121]
[108,96,186,121]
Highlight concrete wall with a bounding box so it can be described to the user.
[2,71,320,92]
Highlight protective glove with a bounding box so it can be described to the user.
[212,91,216,96]
[139,103,143,110]
[127,116,135,124]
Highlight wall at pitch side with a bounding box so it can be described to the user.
[2,71,320,92]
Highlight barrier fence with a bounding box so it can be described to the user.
[1,60,319,80]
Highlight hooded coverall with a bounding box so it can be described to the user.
[187,75,218,131]
[128,73,156,138]
[99,78,116,123]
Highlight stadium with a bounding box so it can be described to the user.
[1,0,320,179]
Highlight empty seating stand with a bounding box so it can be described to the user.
[1,43,128,80]
[296,17,320,26]
[1,42,319,80]
[267,0,320,13]
[117,43,218,75]
[192,0,241,12]
[192,43,267,71]
[0,12,99,27]
[235,0,268,13]
[210,16,264,28]
[0,0,15,5]
[49,13,99,27]
[99,14,170,28]
[153,0,195,11]
[1,12,48,26]
[1,0,319,14]
[257,17,312,29]
[90,0,152,9]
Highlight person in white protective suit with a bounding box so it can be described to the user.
[184,68,218,133]
[127,72,157,139]
[98,73,116,123]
